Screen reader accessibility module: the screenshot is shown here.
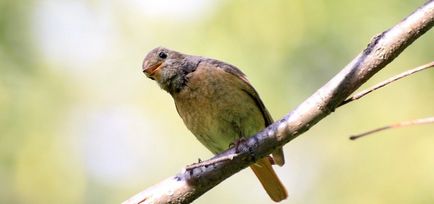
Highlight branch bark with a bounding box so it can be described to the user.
[124,1,434,203]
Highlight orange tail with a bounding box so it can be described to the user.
[250,157,288,202]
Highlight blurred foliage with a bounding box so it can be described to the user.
[0,0,433,203]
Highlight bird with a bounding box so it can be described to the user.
[142,47,287,202]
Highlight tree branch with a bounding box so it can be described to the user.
[339,61,434,107]
[349,116,434,140]
[124,1,434,203]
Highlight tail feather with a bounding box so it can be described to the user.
[250,157,288,202]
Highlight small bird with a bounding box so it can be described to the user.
[142,47,287,202]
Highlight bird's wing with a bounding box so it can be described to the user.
[208,59,285,166]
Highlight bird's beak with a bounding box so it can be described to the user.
[143,61,163,78]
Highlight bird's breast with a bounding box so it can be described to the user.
[173,64,264,154]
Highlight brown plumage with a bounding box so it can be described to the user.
[142,47,287,202]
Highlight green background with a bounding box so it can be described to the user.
[1,0,433,203]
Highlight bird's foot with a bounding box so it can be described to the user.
[229,138,246,153]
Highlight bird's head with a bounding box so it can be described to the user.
[142,47,197,94]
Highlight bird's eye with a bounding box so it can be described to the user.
[158,52,167,59]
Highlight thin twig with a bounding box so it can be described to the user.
[185,153,238,170]
[339,61,434,107]
[350,117,434,140]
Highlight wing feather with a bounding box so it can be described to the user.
[208,59,285,166]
